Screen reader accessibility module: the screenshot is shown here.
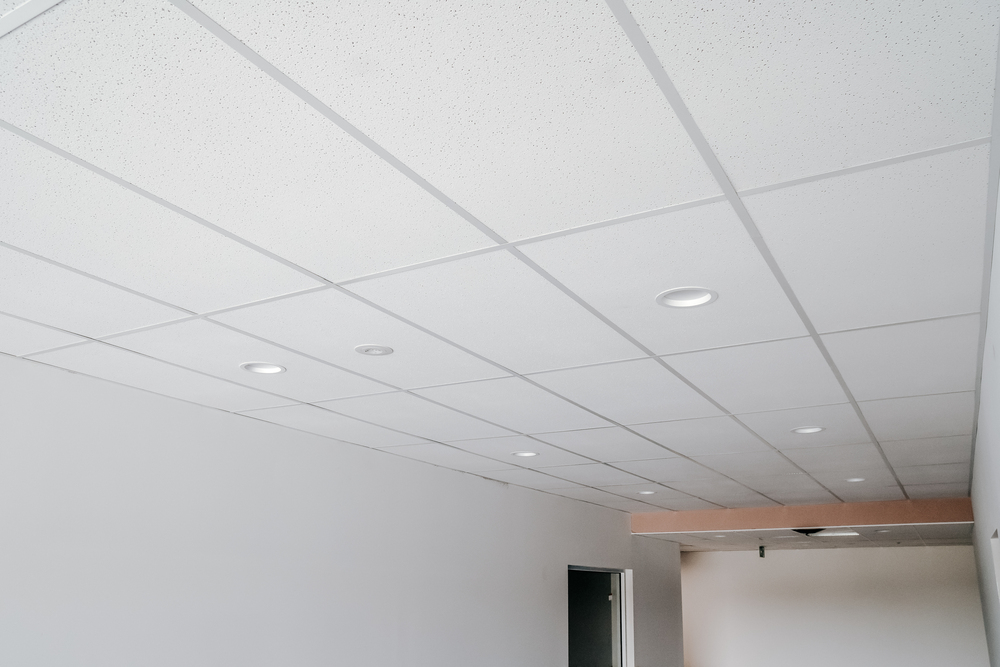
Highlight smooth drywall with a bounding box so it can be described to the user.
[632,537,683,667]
[681,546,988,667]
[973,162,1000,666]
[0,355,681,667]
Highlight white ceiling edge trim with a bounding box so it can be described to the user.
[0,0,63,39]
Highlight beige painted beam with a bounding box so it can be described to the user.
[631,497,973,534]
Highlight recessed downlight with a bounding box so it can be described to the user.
[875,529,891,534]
[355,344,394,356]
[240,362,286,374]
[816,529,860,537]
[791,426,825,434]
[512,451,538,458]
[656,287,718,308]
[714,534,726,538]
[638,490,656,495]
[845,477,866,483]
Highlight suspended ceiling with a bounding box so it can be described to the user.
[1,0,998,516]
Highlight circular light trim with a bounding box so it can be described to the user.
[240,362,286,374]
[791,426,825,434]
[355,344,394,356]
[656,287,718,308]
[845,477,866,483]
[638,490,656,495]
[512,451,538,458]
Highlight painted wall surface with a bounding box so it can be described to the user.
[973,166,1000,667]
[0,355,681,667]
[632,537,683,667]
[680,546,988,667]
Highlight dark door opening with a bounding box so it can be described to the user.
[568,568,623,667]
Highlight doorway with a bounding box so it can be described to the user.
[568,567,633,667]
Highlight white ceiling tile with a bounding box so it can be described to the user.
[692,452,801,479]
[860,392,976,441]
[193,0,721,240]
[0,0,493,281]
[531,427,672,463]
[651,498,720,511]
[736,474,830,496]
[446,435,592,469]
[0,128,320,312]
[517,202,806,354]
[613,457,720,484]
[31,342,288,412]
[0,245,185,337]
[317,392,514,442]
[915,524,973,540]
[598,483,692,501]
[630,416,770,457]
[110,319,389,403]
[528,359,723,425]
[544,464,649,487]
[480,468,581,491]
[824,484,906,503]
[907,483,970,499]
[211,289,506,388]
[629,0,999,188]
[548,486,638,505]
[744,148,988,331]
[240,404,428,448]
[415,377,610,434]
[894,463,970,486]
[811,467,900,489]
[782,444,888,474]
[0,312,83,356]
[764,490,840,506]
[664,478,777,508]
[347,251,641,373]
[597,499,664,513]
[881,436,973,468]
[823,315,980,401]
[736,404,871,449]
[385,443,514,474]
[666,338,846,413]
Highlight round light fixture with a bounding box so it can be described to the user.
[714,535,726,538]
[656,287,718,308]
[638,490,656,495]
[240,362,286,374]
[791,426,825,434]
[512,451,538,458]
[845,477,866,483]
[355,344,394,356]
[875,529,891,534]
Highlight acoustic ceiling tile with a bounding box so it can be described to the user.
[193,0,721,239]
[0,128,320,313]
[666,338,846,414]
[826,484,906,503]
[347,251,641,373]
[629,416,770,457]
[239,404,428,448]
[0,246,185,337]
[517,201,806,355]
[598,483,692,501]
[691,452,801,479]
[613,457,721,484]
[894,463,970,486]
[31,342,288,412]
[629,0,999,188]
[651,498,720,511]
[317,391,514,442]
[531,427,672,463]
[781,443,888,474]
[822,315,980,401]
[860,392,976,442]
[110,319,389,403]
[385,443,514,474]
[765,490,840,506]
[211,288,506,388]
[0,0,493,281]
[415,376,610,434]
[811,468,900,490]
[544,464,649,488]
[527,358,723,425]
[880,436,973,468]
[0,312,84,357]
[736,474,831,496]
[744,148,988,331]
[479,468,581,491]
[735,404,871,449]
[446,435,591,469]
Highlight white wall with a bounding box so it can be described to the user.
[632,537,683,667]
[681,546,988,667]
[0,354,681,667]
[973,162,1000,666]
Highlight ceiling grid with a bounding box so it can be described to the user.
[0,0,993,515]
